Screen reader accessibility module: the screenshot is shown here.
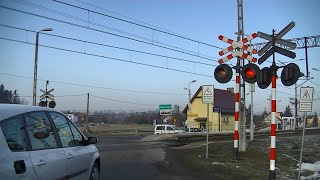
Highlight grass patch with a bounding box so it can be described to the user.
[167,134,320,179]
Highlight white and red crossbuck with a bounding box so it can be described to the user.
[217,33,258,64]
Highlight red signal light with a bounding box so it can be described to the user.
[245,68,256,79]
[241,63,260,83]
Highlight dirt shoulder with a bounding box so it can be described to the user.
[165,134,320,180]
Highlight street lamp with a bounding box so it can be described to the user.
[32,28,53,106]
[184,80,196,111]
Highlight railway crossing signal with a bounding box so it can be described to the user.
[214,33,259,84]
[257,22,303,88]
[39,81,56,108]
[241,63,261,83]
[281,63,303,86]
[214,64,233,83]
[217,33,258,64]
[257,67,272,89]
[256,21,302,180]
[258,21,296,57]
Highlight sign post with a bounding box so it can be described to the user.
[298,87,314,180]
[202,85,214,159]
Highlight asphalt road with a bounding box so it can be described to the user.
[96,136,199,180]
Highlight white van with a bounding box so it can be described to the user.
[154,124,185,135]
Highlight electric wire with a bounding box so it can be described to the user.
[13,0,216,60]
[0,5,218,63]
[52,0,222,50]
[91,95,157,107]
[0,36,213,78]
[0,24,218,68]
[0,72,188,96]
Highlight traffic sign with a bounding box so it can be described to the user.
[218,33,258,56]
[257,31,296,49]
[258,46,296,65]
[159,104,172,115]
[217,33,258,64]
[202,85,214,104]
[299,87,314,112]
[258,21,296,56]
[213,107,221,112]
[47,88,54,94]
[299,102,312,112]
[300,87,313,103]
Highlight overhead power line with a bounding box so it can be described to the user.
[0,72,188,96]
[73,0,184,36]
[13,0,215,60]
[0,36,213,77]
[0,24,217,68]
[52,0,222,50]
[91,95,157,107]
[0,4,218,62]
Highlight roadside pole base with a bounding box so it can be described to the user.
[233,148,239,160]
[269,170,276,180]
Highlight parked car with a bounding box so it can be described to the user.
[0,104,100,180]
[154,124,185,134]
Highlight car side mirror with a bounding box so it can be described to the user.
[85,137,97,145]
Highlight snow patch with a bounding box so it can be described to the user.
[212,162,224,165]
[296,161,320,172]
[301,172,320,180]
[296,161,320,180]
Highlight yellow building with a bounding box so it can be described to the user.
[183,87,237,132]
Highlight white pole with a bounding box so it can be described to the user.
[298,112,307,180]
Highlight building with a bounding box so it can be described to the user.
[66,113,79,123]
[183,87,239,132]
[261,112,283,130]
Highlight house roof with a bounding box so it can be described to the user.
[182,87,236,114]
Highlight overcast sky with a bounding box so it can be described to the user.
[0,0,319,115]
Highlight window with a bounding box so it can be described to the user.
[167,126,174,131]
[0,115,26,151]
[68,121,84,146]
[25,111,57,150]
[156,126,164,130]
[49,112,83,147]
[49,112,74,147]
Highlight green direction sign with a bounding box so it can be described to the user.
[159,104,172,115]
[159,104,172,110]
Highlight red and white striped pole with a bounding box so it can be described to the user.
[233,72,240,158]
[269,73,277,179]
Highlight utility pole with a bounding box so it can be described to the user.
[237,0,246,152]
[45,80,49,107]
[86,93,90,134]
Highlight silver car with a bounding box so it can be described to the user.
[0,104,100,180]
